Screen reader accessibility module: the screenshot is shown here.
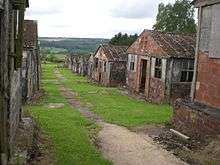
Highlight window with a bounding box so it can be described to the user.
[103,62,107,72]
[154,58,162,79]
[180,60,194,82]
[130,62,135,71]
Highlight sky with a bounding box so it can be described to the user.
[25,0,177,38]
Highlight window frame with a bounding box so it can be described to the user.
[154,58,162,79]
[180,60,194,82]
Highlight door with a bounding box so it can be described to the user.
[139,60,147,93]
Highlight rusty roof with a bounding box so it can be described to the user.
[23,20,38,48]
[96,44,128,61]
[128,30,196,59]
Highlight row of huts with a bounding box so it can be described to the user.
[0,0,40,164]
[66,0,220,138]
[66,30,196,104]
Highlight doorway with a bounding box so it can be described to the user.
[99,73,101,82]
[139,60,147,93]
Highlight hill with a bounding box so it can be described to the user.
[39,37,110,55]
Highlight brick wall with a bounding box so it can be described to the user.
[148,78,166,103]
[170,83,191,103]
[195,52,220,107]
[173,99,220,137]
[110,61,127,86]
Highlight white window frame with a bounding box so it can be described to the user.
[128,54,137,72]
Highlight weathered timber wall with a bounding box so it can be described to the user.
[22,49,40,101]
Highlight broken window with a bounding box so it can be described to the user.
[154,58,162,79]
[130,62,135,71]
[180,60,194,82]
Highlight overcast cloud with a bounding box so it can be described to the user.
[25,0,176,38]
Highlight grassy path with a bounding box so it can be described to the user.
[59,66,172,127]
[25,63,173,164]
[25,64,111,165]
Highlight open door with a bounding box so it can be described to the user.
[139,60,147,93]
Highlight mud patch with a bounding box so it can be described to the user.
[134,125,220,165]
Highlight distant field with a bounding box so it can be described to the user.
[39,37,110,55]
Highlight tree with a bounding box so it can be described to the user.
[110,33,138,46]
[153,0,196,34]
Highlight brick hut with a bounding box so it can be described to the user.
[172,0,220,137]
[0,0,29,163]
[22,20,40,102]
[93,44,128,86]
[127,30,196,104]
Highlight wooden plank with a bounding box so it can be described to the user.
[209,3,220,58]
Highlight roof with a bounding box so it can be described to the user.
[191,0,220,7]
[128,30,196,59]
[96,44,128,61]
[23,20,38,48]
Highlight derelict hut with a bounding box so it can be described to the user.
[88,54,95,78]
[65,54,72,70]
[93,44,128,87]
[78,55,90,76]
[172,0,220,137]
[71,55,79,73]
[127,30,196,104]
[22,20,40,102]
[0,0,29,163]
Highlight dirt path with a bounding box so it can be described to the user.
[55,70,187,165]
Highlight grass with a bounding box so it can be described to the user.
[59,66,173,127]
[25,64,111,165]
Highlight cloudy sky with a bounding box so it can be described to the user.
[25,0,176,38]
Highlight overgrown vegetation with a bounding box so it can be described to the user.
[60,67,172,127]
[109,32,138,46]
[25,64,111,165]
[153,0,196,34]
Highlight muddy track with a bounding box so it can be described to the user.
[55,70,187,165]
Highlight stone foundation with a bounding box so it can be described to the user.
[172,99,220,138]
